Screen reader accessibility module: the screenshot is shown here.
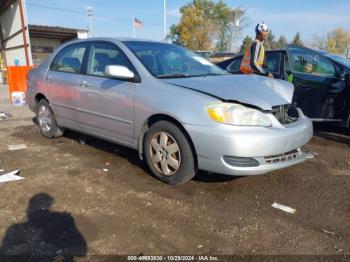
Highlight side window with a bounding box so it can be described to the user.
[289,46,335,77]
[265,53,281,73]
[227,58,242,73]
[87,43,133,77]
[50,44,87,73]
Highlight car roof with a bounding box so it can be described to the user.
[61,37,168,46]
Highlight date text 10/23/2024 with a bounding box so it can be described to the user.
[128,256,219,261]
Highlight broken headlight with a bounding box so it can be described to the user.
[206,102,272,127]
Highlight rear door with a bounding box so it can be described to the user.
[286,45,347,120]
[45,43,88,127]
[78,41,137,146]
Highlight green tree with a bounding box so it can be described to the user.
[239,35,253,55]
[264,30,277,50]
[168,25,181,45]
[311,34,327,50]
[327,28,350,55]
[292,32,303,46]
[276,35,288,49]
[168,4,212,50]
[167,0,246,51]
[213,2,245,51]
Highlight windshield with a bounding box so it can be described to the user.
[124,41,227,78]
[318,51,350,69]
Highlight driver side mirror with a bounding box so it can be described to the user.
[105,65,135,80]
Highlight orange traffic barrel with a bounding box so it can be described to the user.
[7,66,33,104]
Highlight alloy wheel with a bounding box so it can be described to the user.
[38,105,52,133]
[149,132,181,176]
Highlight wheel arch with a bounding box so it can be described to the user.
[34,93,48,111]
[138,114,198,170]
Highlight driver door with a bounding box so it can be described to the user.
[78,41,137,146]
[286,45,347,120]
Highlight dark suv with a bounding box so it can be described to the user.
[217,45,350,128]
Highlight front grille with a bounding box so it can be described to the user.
[264,149,299,164]
[272,104,299,125]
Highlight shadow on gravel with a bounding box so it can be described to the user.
[0,193,87,261]
[27,121,245,185]
[63,130,241,184]
[63,129,147,169]
[193,171,240,183]
[313,123,350,147]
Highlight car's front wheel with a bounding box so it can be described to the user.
[37,99,64,138]
[144,121,196,185]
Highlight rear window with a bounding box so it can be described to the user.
[50,44,87,73]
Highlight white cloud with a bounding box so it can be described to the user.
[167,8,180,18]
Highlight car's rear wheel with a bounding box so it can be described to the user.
[37,99,64,138]
[144,121,196,185]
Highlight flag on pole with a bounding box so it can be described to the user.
[134,17,144,29]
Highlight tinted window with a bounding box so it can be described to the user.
[265,53,281,73]
[289,46,335,77]
[320,51,350,69]
[87,42,133,77]
[124,41,226,78]
[50,44,87,73]
[227,58,242,73]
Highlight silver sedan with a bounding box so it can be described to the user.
[26,38,314,185]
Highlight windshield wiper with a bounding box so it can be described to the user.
[197,73,228,77]
[156,73,191,79]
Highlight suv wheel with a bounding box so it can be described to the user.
[144,121,196,185]
[37,99,64,138]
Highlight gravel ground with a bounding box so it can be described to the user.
[0,85,349,259]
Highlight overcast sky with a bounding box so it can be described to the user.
[26,0,350,47]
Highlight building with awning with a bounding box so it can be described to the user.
[0,0,87,93]
[29,24,88,65]
[0,0,32,67]
[0,0,88,68]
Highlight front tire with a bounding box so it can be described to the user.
[144,121,196,185]
[37,99,64,138]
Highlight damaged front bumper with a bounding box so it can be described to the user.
[184,110,314,176]
[220,148,315,176]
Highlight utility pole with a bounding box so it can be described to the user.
[163,0,167,41]
[87,6,93,38]
[228,14,239,52]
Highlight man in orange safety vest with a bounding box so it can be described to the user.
[240,22,273,78]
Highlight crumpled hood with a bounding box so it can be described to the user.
[164,74,294,110]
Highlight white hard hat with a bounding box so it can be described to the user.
[255,22,269,34]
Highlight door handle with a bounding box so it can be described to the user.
[45,75,53,82]
[80,80,91,88]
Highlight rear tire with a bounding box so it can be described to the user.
[144,121,196,185]
[36,99,64,138]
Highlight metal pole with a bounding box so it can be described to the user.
[87,6,93,38]
[163,0,167,41]
[133,17,136,38]
[18,0,30,65]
